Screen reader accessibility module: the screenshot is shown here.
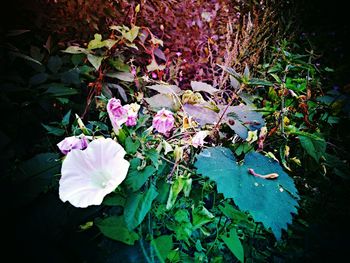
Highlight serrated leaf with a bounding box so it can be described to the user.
[195,147,299,240]
[151,235,174,263]
[96,216,139,245]
[126,158,156,192]
[191,81,219,95]
[124,184,158,230]
[296,132,326,162]
[220,228,244,263]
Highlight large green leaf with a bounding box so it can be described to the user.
[124,184,158,230]
[96,216,139,245]
[220,228,244,262]
[194,147,299,239]
[13,153,60,205]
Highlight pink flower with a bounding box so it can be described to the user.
[192,131,209,148]
[124,103,140,127]
[107,98,128,133]
[152,108,175,135]
[57,136,88,155]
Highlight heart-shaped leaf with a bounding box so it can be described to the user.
[195,147,299,239]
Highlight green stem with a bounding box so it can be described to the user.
[139,225,152,263]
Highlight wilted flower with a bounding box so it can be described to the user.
[124,103,140,126]
[59,138,130,208]
[107,98,128,133]
[57,136,88,155]
[152,108,175,135]
[192,130,209,148]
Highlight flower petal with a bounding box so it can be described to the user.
[59,138,129,208]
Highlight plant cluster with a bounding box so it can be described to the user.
[2,3,349,263]
[34,16,349,261]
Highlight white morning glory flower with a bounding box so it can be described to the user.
[59,137,129,208]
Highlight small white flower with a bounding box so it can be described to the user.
[59,138,129,208]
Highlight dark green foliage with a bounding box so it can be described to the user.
[195,147,299,239]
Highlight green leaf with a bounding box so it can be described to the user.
[296,132,326,162]
[96,216,139,245]
[167,210,193,243]
[61,110,71,126]
[248,78,273,86]
[126,158,156,191]
[109,58,131,72]
[87,54,104,70]
[47,56,63,73]
[192,206,215,228]
[88,34,104,49]
[42,123,65,136]
[151,235,174,263]
[87,34,117,50]
[220,228,244,262]
[30,73,48,86]
[103,193,126,206]
[219,202,254,227]
[125,137,141,154]
[195,147,299,240]
[63,46,89,54]
[13,153,60,206]
[123,25,140,42]
[144,148,159,169]
[146,58,166,72]
[166,176,192,210]
[45,83,78,97]
[124,184,158,230]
